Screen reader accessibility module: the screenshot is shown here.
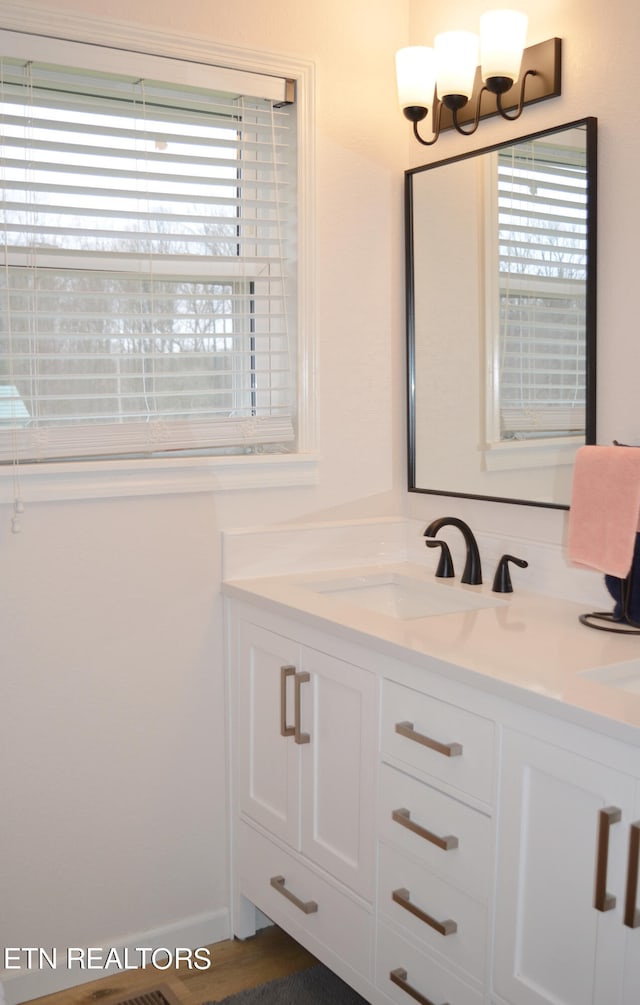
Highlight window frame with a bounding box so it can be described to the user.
[481,128,591,476]
[0,4,317,501]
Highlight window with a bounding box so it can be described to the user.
[0,33,298,465]
[485,129,589,445]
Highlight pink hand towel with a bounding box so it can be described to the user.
[568,444,640,578]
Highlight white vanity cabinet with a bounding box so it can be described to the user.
[225,586,640,1005]
[230,609,377,983]
[493,726,640,1005]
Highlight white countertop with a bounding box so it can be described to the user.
[223,561,640,747]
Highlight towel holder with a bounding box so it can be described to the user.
[579,571,640,634]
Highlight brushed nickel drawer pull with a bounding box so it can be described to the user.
[624,821,640,929]
[395,720,462,758]
[392,807,459,851]
[280,665,296,738]
[294,671,310,745]
[392,887,457,936]
[389,968,449,1005]
[594,806,622,912]
[270,875,318,914]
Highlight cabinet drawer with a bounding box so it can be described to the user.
[236,820,372,977]
[378,842,487,984]
[378,763,492,903]
[376,920,483,1005]
[381,679,495,803]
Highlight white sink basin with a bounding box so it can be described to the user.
[580,660,640,695]
[301,571,505,620]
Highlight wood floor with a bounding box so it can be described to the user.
[21,927,317,1005]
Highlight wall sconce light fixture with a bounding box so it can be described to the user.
[396,10,561,146]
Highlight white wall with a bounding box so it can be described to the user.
[2,0,639,998]
[406,0,640,546]
[0,0,409,999]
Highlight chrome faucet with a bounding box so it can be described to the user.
[424,517,483,586]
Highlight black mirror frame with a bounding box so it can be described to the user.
[406,116,597,509]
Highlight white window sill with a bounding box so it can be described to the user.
[483,436,581,473]
[0,452,320,503]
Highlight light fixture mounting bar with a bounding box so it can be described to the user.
[438,37,562,132]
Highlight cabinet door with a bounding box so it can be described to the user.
[623,784,640,1005]
[236,621,301,847]
[299,648,377,899]
[494,728,635,1005]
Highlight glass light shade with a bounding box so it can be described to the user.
[395,46,436,110]
[480,10,528,83]
[434,31,479,100]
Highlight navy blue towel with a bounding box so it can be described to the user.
[605,531,640,625]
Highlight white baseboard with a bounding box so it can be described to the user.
[1,908,230,1005]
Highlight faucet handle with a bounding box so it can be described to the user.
[425,539,455,578]
[492,554,528,593]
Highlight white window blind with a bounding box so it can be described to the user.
[0,40,296,463]
[496,134,588,440]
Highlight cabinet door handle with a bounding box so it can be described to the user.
[594,805,622,912]
[624,821,640,929]
[395,720,462,758]
[294,671,310,745]
[270,875,318,914]
[389,968,449,1005]
[392,887,457,936]
[392,807,459,851]
[280,665,296,737]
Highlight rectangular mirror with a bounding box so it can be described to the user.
[407,117,597,508]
